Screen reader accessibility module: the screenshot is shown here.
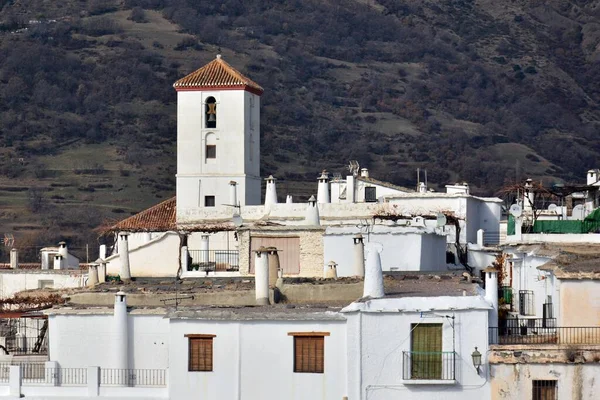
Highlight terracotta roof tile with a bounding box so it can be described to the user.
[110,197,176,232]
[173,56,263,95]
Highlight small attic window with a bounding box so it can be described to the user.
[205,97,217,128]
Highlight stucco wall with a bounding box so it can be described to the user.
[48,313,169,369]
[0,271,86,299]
[559,280,600,326]
[491,363,600,400]
[168,319,347,400]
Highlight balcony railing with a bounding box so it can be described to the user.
[5,336,48,355]
[100,368,167,387]
[490,320,600,345]
[402,351,455,381]
[187,250,239,272]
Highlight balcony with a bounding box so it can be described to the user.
[490,318,600,345]
[187,250,239,272]
[402,352,456,384]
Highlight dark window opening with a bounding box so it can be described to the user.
[206,145,216,159]
[365,186,377,202]
[532,380,557,400]
[205,196,215,207]
[205,97,216,128]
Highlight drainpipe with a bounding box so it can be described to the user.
[118,233,131,282]
[363,243,384,298]
[114,291,128,371]
[304,195,320,226]
[317,170,330,204]
[484,267,499,328]
[254,247,269,305]
[353,234,365,277]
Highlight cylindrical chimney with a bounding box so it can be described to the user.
[255,247,269,305]
[114,291,128,370]
[98,262,107,283]
[360,168,369,178]
[88,264,99,287]
[324,261,338,279]
[304,195,320,225]
[419,182,427,193]
[200,235,210,264]
[58,242,68,258]
[264,175,278,212]
[9,249,18,269]
[353,234,365,277]
[286,195,293,204]
[229,181,238,206]
[267,247,280,287]
[118,233,131,282]
[484,267,499,328]
[53,255,63,270]
[363,243,385,298]
[317,170,331,204]
[99,244,107,260]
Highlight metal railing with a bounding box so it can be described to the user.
[402,351,455,380]
[498,286,513,311]
[5,336,48,355]
[100,369,167,387]
[518,290,535,316]
[20,367,87,386]
[490,323,600,345]
[188,250,239,272]
[483,231,501,245]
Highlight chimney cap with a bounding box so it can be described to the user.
[229,181,237,185]
[265,175,277,182]
[58,241,66,246]
[482,266,499,273]
[353,233,363,239]
[308,195,317,203]
[318,170,329,180]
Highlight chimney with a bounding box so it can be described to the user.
[98,261,107,283]
[363,243,385,299]
[353,234,365,277]
[346,175,356,203]
[286,195,293,204]
[99,244,107,260]
[304,195,320,225]
[484,267,499,328]
[254,247,269,305]
[53,255,63,270]
[523,179,534,212]
[58,241,68,259]
[324,261,338,279]
[88,264,99,287]
[419,182,427,194]
[118,233,131,282]
[360,168,369,178]
[114,291,129,370]
[9,249,18,269]
[229,181,238,206]
[588,169,599,186]
[317,170,331,204]
[264,175,278,212]
[477,229,485,247]
[267,247,280,287]
[200,235,210,265]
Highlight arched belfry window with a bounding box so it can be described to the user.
[205,97,217,128]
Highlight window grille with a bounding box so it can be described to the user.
[365,187,377,202]
[532,380,557,400]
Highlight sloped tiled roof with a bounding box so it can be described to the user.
[173,55,264,95]
[357,176,414,193]
[108,197,176,233]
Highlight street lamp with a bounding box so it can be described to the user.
[472,347,482,374]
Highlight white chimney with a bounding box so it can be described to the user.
[58,241,68,258]
[317,170,331,204]
[363,243,385,299]
[477,229,485,247]
[114,291,128,370]
[200,235,210,264]
[419,182,427,194]
[99,244,107,260]
[524,179,534,213]
[324,261,338,279]
[98,261,107,283]
[353,234,365,277]
[304,195,320,225]
[9,249,18,269]
[588,169,599,186]
[229,181,238,206]
[484,267,499,328]
[53,255,63,270]
[264,175,278,212]
[88,264,99,287]
[346,175,356,203]
[360,168,369,178]
[254,247,269,305]
[267,247,280,287]
[118,233,131,282]
[286,195,293,204]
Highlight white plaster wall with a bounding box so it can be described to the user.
[345,304,490,400]
[491,363,600,400]
[467,247,499,271]
[559,280,600,326]
[0,271,86,299]
[505,233,600,244]
[355,180,409,203]
[420,233,447,270]
[187,231,236,251]
[168,319,347,400]
[48,314,169,369]
[106,232,180,278]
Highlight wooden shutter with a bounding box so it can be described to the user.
[250,236,300,274]
[293,336,324,373]
[186,335,215,371]
[410,324,442,379]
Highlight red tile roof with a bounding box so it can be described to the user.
[173,55,263,95]
[108,197,176,232]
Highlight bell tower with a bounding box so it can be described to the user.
[173,55,263,221]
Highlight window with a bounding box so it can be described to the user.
[532,380,557,400]
[205,97,216,128]
[288,332,330,373]
[205,196,215,207]
[519,290,534,316]
[365,186,377,202]
[206,144,216,159]
[186,334,215,372]
[410,324,443,379]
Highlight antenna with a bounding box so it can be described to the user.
[509,204,522,218]
[3,233,14,248]
[348,160,360,177]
